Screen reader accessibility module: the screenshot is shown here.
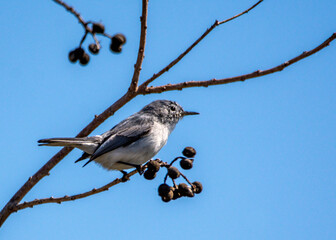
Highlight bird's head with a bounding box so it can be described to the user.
[141,100,199,125]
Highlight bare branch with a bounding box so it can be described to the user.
[0,92,135,227]
[13,170,138,211]
[129,0,148,93]
[139,33,336,94]
[138,0,263,91]
[13,159,167,211]
[53,0,87,28]
[53,0,100,48]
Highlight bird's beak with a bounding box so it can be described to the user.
[182,111,200,116]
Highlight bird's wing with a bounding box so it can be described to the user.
[90,128,151,161]
[82,116,153,166]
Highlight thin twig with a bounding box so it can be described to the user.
[53,0,101,48]
[53,0,87,28]
[139,33,336,94]
[129,0,148,93]
[138,0,263,91]
[13,170,139,211]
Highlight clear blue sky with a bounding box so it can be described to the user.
[1,0,335,239]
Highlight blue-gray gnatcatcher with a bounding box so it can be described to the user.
[38,100,199,176]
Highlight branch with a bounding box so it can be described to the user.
[138,0,263,91]
[13,159,167,211]
[0,92,135,227]
[53,0,100,48]
[139,33,336,94]
[13,169,138,211]
[129,0,148,93]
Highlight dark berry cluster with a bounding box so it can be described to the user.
[68,22,126,66]
[143,147,203,203]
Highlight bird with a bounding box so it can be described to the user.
[38,100,199,179]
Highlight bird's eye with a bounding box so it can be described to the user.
[170,106,176,111]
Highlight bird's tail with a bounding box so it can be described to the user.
[38,137,99,154]
[38,137,88,147]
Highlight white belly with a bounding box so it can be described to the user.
[93,122,172,170]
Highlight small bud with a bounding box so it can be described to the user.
[158,183,171,197]
[92,23,105,34]
[88,43,99,54]
[182,147,196,158]
[180,158,193,170]
[178,183,194,197]
[79,52,90,65]
[147,160,160,172]
[167,166,180,179]
[144,169,156,180]
[192,181,203,194]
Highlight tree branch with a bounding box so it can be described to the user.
[139,33,336,94]
[138,0,263,91]
[129,0,148,93]
[13,169,139,211]
[53,0,100,48]
[0,92,135,227]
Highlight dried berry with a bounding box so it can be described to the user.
[167,166,180,179]
[182,147,196,158]
[144,169,156,180]
[110,43,122,53]
[79,52,90,65]
[68,47,84,63]
[112,34,127,45]
[192,181,203,194]
[158,184,171,197]
[88,43,99,54]
[92,23,105,34]
[161,191,173,202]
[178,183,194,197]
[147,160,160,172]
[180,158,193,170]
[68,50,78,63]
[172,188,181,200]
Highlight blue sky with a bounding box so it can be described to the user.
[1,0,336,239]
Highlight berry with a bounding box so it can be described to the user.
[110,43,122,53]
[167,166,180,179]
[180,158,193,170]
[88,43,99,54]
[147,160,160,172]
[92,23,105,34]
[161,191,173,202]
[112,34,127,45]
[182,147,196,158]
[144,169,156,180]
[110,34,126,53]
[68,50,78,63]
[178,183,194,197]
[172,188,181,200]
[192,181,203,194]
[79,52,90,65]
[68,47,84,63]
[158,184,171,197]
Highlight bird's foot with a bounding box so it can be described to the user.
[117,161,144,175]
[120,170,130,182]
[136,165,145,175]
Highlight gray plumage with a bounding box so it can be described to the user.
[38,100,198,171]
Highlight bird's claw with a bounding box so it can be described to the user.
[120,171,130,182]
